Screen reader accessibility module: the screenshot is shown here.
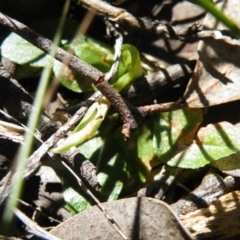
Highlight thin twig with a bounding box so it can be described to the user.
[104,18,123,82]
[53,61,194,115]
[18,199,62,224]
[76,0,232,40]
[14,208,62,240]
[139,101,182,114]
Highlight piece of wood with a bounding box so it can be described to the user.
[181,190,240,239]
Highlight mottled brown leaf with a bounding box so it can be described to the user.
[50,197,192,240]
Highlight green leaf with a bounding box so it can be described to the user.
[168,122,240,168]
[1,18,78,80]
[63,121,127,213]
[1,32,47,66]
[53,60,94,93]
[115,120,158,195]
[57,42,143,93]
[63,187,92,215]
[51,97,110,154]
[153,108,203,164]
[1,18,78,67]
[112,44,143,92]
[80,125,126,202]
[62,127,126,214]
[62,117,159,213]
[73,36,114,73]
[53,36,114,92]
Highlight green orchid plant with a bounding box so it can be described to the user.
[52,39,143,153]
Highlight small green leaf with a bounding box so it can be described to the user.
[54,36,114,92]
[51,97,110,154]
[112,44,143,92]
[53,61,94,93]
[153,108,203,164]
[115,120,157,195]
[73,36,114,73]
[1,18,78,67]
[63,187,92,215]
[1,32,47,66]
[168,122,240,168]
[57,41,143,93]
[62,123,126,214]
[79,122,127,202]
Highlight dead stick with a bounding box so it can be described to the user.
[76,0,231,40]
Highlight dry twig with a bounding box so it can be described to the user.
[76,0,232,40]
[14,209,62,240]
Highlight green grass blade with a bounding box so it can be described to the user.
[1,0,71,233]
[192,0,240,37]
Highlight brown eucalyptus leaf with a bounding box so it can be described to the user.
[50,197,192,240]
[182,0,240,108]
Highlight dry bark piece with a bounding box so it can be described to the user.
[182,0,240,108]
[50,197,192,240]
[123,61,195,105]
[60,148,99,189]
[181,190,240,240]
[171,170,229,216]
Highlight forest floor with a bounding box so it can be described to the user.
[0,0,240,239]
